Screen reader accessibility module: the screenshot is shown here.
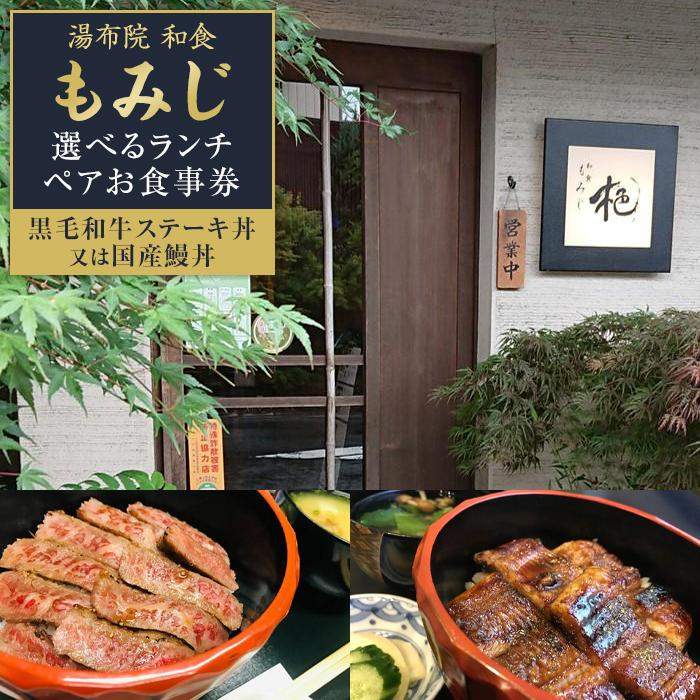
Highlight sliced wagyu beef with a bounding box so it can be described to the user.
[127,502,230,563]
[119,546,242,631]
[0,571,90,626]
[0,500,243,672]
[0,622,81,669]
[0,539,116,591]
[164,523,237,591]
[53,607,193,672]
[92,575,228,653]
[35,510,128,570]
[77,498,159,550]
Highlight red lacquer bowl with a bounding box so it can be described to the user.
[0,490,300,699]
[413,490,700,699]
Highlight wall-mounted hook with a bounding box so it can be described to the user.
[503,176,521,211]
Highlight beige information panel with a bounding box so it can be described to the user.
[10,10,275,275]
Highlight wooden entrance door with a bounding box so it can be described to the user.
[324,42,481,489]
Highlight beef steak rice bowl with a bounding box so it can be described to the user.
[0,491,298,699]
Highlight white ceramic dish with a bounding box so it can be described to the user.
[350,593,444,700]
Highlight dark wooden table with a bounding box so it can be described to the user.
[204,593,348,699]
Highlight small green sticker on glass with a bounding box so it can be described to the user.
[252,315,293,353]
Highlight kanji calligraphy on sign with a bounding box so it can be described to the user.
[188,418,225,490]
[564,146,655,249]
[10,10,274,275]
[497,209,526,289]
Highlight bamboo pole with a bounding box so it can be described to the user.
[321,93,337,490]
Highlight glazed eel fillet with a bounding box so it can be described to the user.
[476,540,700,699]
[476,538,692,650]
[447,573,622,698]
[554,540,692,651]
[550,567,700,699]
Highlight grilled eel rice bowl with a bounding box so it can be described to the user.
[413,491,700,700]
[0,491,299,700]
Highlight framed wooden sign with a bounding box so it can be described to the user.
[497,209,526,289]
[540,118,678,272]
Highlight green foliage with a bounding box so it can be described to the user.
[250,1,406,141]
[61,469,176,490]
[15,466,53,490]
[0,273,319,453]
[435,310,700,490]
[262,184,361,320]
[261,186,324,318]
[0,0,403,469]
[16,465,177,489]
[259,123,363,345]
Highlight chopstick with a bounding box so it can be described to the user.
[284,642,351,700]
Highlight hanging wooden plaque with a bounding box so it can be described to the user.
[497,210,526,289]
[188,419,225,490]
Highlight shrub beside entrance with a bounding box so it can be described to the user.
[435,309,700,489]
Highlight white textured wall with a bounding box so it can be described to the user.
[19,367,155,486]
[295,0,700,487]
[488,2,700,342]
